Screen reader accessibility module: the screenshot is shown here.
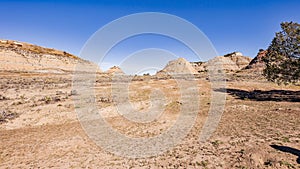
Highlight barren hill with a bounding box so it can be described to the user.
[157,57,198,75]
[0,40,97,73]
[191,52,252,72]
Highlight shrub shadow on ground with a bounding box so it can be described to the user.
[270,145,300,164]
[215,88,300,102]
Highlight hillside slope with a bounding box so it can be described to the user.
[245,50,267,70]
[0,40,97,73]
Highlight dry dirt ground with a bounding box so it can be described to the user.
[0,71,299,169]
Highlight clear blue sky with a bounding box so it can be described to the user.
[0,0,299,70]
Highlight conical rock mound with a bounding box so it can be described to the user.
[157,58,198,75]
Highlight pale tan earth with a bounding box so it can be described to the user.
[191,52,252,73]
[0,41,299,168]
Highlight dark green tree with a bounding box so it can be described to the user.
[263,22,300,84]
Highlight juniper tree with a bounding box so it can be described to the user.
[263,22,300,84]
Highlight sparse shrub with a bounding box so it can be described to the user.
[44,96,52,104]
[282,137,290,143]
[0,110,18,123]
[264,158,277,167]
[279,161,295,169]
[196,160,208,167]
[20,94,25,100]
[211,140,223,147]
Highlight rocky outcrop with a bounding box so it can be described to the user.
[191,52,252,72]
[190,61,207,72]
[0,40,98,73]
[106,66,124,75]
[224,51,243,57]
[245,50,267,70]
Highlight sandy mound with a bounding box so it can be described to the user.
[157,57,198,75]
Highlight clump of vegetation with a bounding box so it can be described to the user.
[0,110,18,123]
[196,160,209,167]
[211,140,223,147]
[264,159,275,167]
[279,160,296,169]
[263,22,300,84]
[43,96,52,104]
[282,136,290,143]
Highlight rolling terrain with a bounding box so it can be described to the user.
[0,40,299,168]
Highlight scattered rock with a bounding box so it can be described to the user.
[0,94,9,100]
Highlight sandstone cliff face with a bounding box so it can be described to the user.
[0,40,97,73]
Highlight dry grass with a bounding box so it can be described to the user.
[0,39,80,60]
[0,71,299,168]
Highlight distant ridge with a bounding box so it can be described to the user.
[0,39,80,60]
[0,39,99,73]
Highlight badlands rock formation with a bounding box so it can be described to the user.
[245,50,267,70]
[191,52,252,72]
[0,40,97,73]
[105,66,124,75]
[157,57,198,75]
